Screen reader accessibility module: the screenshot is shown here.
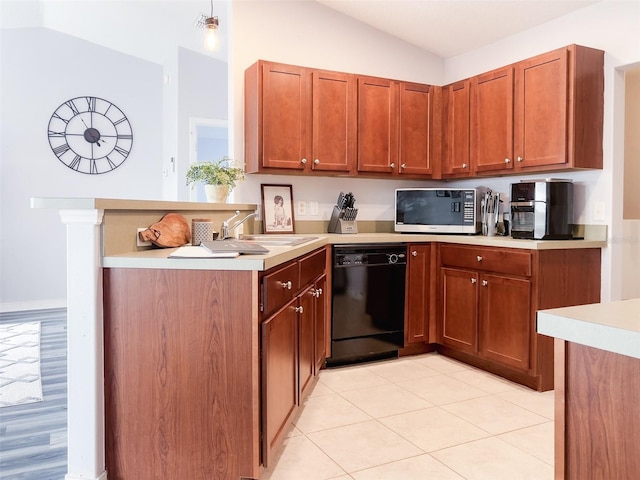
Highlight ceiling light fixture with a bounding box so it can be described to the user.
[196,0,219,51]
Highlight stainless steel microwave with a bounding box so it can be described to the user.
[394,188,481,234]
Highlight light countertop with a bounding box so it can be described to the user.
[537,299,640,359]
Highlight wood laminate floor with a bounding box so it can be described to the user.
[0,309,67,480]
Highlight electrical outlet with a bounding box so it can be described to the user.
[309,201,319,216]
[136,228,152,247]
[593,201,605,222]
[297,200,307,216]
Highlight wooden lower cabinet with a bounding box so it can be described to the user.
[103,268,261,480]
[437,244,601,391]
[260,248,328,468]
[261,299,299,469]
[405,244,433,344]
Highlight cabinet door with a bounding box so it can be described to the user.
[357,76,399,174]
[442,80,472,177]
[514,48,568,170]
[298,286,315,402]
[398,82,433,176]
[313,275,327,374]
[406,245,431,344]
[262,63,311,170]
[440,267,478,353]
[312,71,356,173]
[479,273,531,370]
[261,301,298,467]
[470,67,515,173]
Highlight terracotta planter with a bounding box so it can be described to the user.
[204,184,229,203]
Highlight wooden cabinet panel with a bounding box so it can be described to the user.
[357,76,399,174]
[262,262,299,317]
[442,80,472,177]
[298,286,315,401]
[514,49,568,169]
[261,63,310,170]
[406,244,431,343]
[479,274,531,370]
[311,70,356,172]
[440,244,532,276]
[440,267,478,353]
[399,83,433,175]
[103,268,260,480]
[261,300,298,468]
[314,275,327,373]
[299,247,326,287]
[471,66,515,174]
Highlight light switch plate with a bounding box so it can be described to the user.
[309,201,319,216]
[297,200,307,216]
[593,201,605,222]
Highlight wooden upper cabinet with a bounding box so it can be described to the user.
[470,66,515,174]
[514,45,604,172]
[398,82,434,176]
[311,70,356,173]
[245,61,355,175]
[357,76,399,174]
[442,80,472,177]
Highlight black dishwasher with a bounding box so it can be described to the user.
[328,244,406,366]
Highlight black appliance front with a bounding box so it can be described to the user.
[328,244,406,366]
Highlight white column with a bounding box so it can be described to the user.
[59,209,108,480]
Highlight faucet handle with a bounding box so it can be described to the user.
[223,210,240,226]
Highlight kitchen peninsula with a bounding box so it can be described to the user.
[33,197,606,480]
[537,300,640,479]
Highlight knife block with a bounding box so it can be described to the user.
[327,206,358,234]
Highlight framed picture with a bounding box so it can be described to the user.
[261,184,295,234]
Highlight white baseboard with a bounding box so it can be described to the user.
[0,299,67,313]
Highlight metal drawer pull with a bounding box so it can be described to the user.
[477,256,483,262]
[390,163,395,168]
[281,281,292,289]
[517,156,523,162]
[482,280,488,286]
[401,163,406,169]
[412,250,418,256]
[471,278,477,284]
[462,163,468,169]
[312,288,322,298]
[295,306,304,313]
[505,158,511,163]
[314,159,320,164]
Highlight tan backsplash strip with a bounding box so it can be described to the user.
[103,207,258,256]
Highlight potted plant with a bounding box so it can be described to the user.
[185,156,245,202]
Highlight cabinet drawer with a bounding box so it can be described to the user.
[440,244,532,277]
[299,248,326,287]
[262,262,299,317]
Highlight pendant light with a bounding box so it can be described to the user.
[196,0,219,52]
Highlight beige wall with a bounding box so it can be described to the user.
[624,69,640,219]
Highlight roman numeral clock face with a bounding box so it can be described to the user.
[47,96,133,174]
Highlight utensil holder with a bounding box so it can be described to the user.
[328,206,358,234]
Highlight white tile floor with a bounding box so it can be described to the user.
[262,352,554,480]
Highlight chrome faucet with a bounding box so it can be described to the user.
[220,210,258,239]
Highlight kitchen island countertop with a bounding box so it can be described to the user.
[537,298,640,359]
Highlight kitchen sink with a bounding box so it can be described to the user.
[238,235,318,246]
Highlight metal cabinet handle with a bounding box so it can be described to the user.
[314,159,320,164]
[311,288,322,298]
[401,163,406,169]
[390,163,396,169]
[481,280,488,286]
[281,281,292,290]
[295,306,304,313]
[477,256,483,262]
[505,158,511,164]
[471,278,477,284]
[462,163,468,169]
[517,156,523,162]
[316,288,322,296]
[411,250,418,257]
[301,158,307,164]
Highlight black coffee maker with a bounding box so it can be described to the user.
[510,180,574,240]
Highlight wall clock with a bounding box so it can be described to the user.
[47,96,133,174]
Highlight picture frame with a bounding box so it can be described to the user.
[261,184,295,234]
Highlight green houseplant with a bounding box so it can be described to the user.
[185,156,245,202]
